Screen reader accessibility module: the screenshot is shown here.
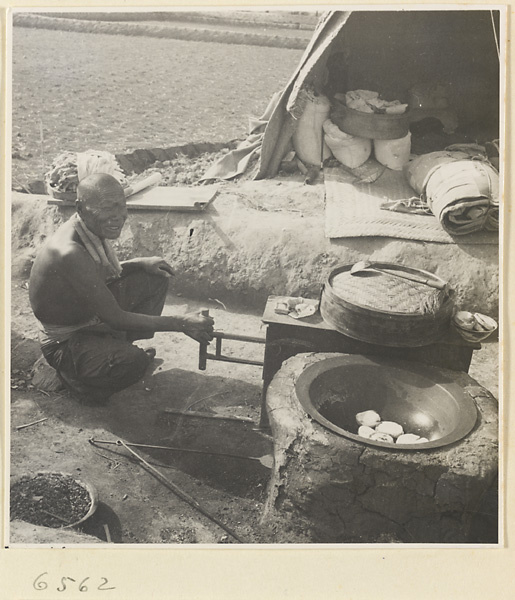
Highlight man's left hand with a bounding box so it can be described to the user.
[139,256,175,278]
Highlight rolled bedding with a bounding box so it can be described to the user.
[405,150,499,236]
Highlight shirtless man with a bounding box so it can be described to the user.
[29,173,214,404]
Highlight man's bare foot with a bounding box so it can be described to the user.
[144,347,157,360]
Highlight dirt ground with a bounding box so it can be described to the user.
[9,267,499,545]
[10,276,320,544]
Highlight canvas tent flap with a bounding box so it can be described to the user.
[256,10,351,179]
[256,9,500,181]
[286,11,351,118]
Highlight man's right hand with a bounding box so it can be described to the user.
[182,310,215,344]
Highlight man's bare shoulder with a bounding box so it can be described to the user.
[41,223,94,271]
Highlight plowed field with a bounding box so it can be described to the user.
[11,26,304,186]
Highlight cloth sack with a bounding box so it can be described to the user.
[374,132,411,171]
[292,90,332,166]
[323,119,371,169]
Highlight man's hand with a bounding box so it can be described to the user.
[138,256,175,277]
[182,310,215,344]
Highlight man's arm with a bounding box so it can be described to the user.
[61,245,213,342]
[120,256,174,278]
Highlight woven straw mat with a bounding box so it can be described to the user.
[324,166,498,245]
[330,270,441,315]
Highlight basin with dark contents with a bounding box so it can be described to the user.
[263,353,498,543]
[10,472,98,529]
[295,355,478,449]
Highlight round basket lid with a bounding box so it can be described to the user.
[329,263,447,316]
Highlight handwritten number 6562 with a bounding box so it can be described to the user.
[33,572,115,592]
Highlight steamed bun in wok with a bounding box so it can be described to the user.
[356,410,381,428]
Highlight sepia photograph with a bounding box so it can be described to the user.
[6,5,503,552]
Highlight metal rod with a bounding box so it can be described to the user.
[116,440,246,543]
[162,408,254,423]
[198,309,210,371]
[199,343,208,371]
[213,331,266,344]
[90,438,264,463]
[203,353,264,367]
[199,329,265,371]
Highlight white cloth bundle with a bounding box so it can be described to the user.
[77,150,126,184]
[344,90,408,114]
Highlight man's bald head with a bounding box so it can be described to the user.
[76,173,128,239]
[76,173,125,209]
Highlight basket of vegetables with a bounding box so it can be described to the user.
[45,152,81,201]
[45,150,127,201]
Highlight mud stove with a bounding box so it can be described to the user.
[199,295,498,543]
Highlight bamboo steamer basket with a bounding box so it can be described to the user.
[330,100,410,140]
[320,263,453,347]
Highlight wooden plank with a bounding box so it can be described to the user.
[47,185,219,212]
[125,185,218,211]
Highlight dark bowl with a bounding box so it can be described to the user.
[330,100,410,140]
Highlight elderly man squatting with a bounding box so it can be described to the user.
[29,173,214,404]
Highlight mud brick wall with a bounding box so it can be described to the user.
[11,191,499,317]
